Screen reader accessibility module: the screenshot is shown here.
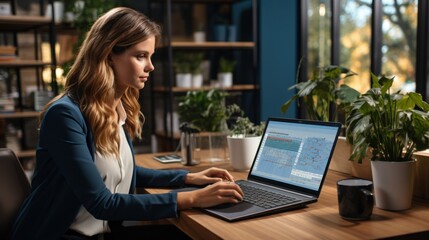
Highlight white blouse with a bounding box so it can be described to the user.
[69,102,133,236]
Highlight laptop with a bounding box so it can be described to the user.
[176,117,341,222]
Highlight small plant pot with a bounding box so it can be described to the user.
[193,31,206,42]
[192,73,203,88]
[176,73,192,88]
[371,160,416,211]
[227,136,261,171]
[218,72,233,88]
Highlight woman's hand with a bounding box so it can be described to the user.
[177,181,244,209]
[185,167,235,186]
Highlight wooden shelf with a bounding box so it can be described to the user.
[159,41,255,49]
[0,111,40,119]
[0,15,51,31]
[0,59,51,68]
[153,84,258,93]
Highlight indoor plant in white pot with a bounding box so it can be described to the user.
[217,57,236,88]
[174,52,192,88]
[346,73,429,210]
[227,109,266,171]
[188,52,204,88]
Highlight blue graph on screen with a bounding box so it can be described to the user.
[253,132,334,189]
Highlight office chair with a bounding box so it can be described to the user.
[0,148,31,238]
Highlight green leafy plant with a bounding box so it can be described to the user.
[281,65,360,122]
[219,57,236,73]
[346,73,429,163]
[173,52,204,74]
[178,89,240,132]
[221,104,265,137]
[173,52,191,74]
[188,52,204,74]
[229,116,266,137]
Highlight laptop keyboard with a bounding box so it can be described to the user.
[237,182,299,209]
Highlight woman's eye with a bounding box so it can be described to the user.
[137,54,149,60]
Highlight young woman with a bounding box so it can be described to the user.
[9,7,243,240]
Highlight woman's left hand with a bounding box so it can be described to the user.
[185,167,235,186]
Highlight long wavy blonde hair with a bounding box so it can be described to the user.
[41,7,161,156]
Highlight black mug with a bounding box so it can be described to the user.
[337,178,374,220]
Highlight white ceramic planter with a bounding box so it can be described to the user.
[227,136,261,171]
[176,73,192,88]
[371,160,416,211]
[218,72,233,88]
[193,31,206,42]
[192,73,203,88]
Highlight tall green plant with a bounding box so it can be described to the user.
[281,65,360,122]
[346,73,429,163]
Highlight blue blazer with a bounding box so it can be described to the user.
[9,96,188,240]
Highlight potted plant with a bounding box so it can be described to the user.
[281,64,362,176]
[178,89,238,163]
[227,111,266,171]
[188,52,205,88]
[173,52,192,88]
[281,65,360,122]
[218,57,236,87]
[178,89,231,132]
[193,24,206,42]
[346,73,429,210]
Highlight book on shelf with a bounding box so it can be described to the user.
[0,96,15,113]
[0,45,17,61]
[0,46,16,54]
[0,54,18,61]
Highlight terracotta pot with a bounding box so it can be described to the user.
[329,136,352,174]
[329,136,372,179]
[350,157,373,180]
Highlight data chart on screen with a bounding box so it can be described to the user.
[250,121,338,190]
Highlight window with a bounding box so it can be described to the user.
[301,0,425,100]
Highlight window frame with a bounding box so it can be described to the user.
[299,0,428,110]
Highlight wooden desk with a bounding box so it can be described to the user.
[136,153,429,240]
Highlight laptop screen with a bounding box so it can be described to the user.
[249,118,340,192]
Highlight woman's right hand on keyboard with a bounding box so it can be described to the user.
[177,181,244,209]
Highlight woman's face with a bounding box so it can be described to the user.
[110,36,156,93]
